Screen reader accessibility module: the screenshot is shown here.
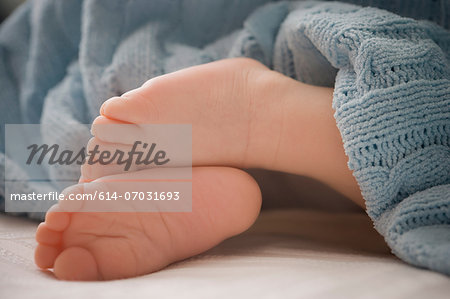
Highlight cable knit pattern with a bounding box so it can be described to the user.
[280,2,450,274]
[0,0,449,274]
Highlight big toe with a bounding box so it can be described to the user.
[101,93,154,124]
[35,244,61,269]
[54,247,100,281]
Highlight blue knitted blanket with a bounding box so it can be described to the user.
[1,0,449,275]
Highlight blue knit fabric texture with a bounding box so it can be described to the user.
[0,0,449,275]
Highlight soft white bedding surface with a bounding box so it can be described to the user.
[1,210,449,299]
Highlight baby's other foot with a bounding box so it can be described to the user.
[94,58,291,173]
[87,57,363,206]
[35,167,261,280]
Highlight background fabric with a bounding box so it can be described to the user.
[2,210,450,298]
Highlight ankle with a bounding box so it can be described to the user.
[241,69,295,169]
[255,76,365,206]
[252,74,321,175]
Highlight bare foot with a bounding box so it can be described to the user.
[93,58,363,203]
[35,167,261,280]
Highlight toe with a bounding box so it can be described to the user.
[91,117,140,144]
[92,115,128,126]
[100,97,123,117]
[54,247,100,281]
[36,223,62,246]
[35,243,61,269]
[100,96,146,123]
[81,137,138,181]
[100,79,169,124]
[44,205,71,232]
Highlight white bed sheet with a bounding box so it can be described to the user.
[1,210,449,299]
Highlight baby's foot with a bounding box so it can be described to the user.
[35,167,261,280]
[88,58,363,204]
[90,58,291,177]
